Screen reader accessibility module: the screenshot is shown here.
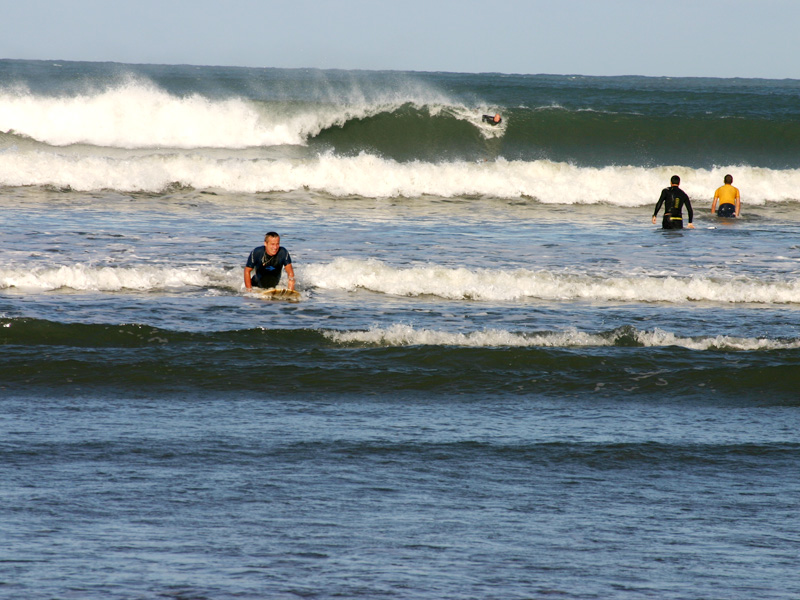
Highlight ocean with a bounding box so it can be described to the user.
[1,59,799,599]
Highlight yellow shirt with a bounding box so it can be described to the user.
[714,184,740,206]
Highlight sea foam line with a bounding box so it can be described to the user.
[0,264,238,292]
[325,324,800,351]
[4,260,800,305]
[2,150,799,204]
[305,258,800,305]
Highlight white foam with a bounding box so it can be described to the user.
[0,264,238,292]
[304,258,800,304]
[1,148,799,204]
[325,324,800,351]
[0,76,466,150]
[5,260,800,306]
[328,324,610,348]
[2,78,799,203]
[0,79,296,149]
[633,328,800,351]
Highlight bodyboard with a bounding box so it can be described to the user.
[255,287,301,301]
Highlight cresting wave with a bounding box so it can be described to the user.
[2,317,799,352]
[4,73,800,202]
[0,80,287,148]
[4,76,800,168]
[0,77,487,149]
[5,260,800,304]
[324,324,800,352]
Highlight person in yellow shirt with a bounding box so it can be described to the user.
[711,174,741,218]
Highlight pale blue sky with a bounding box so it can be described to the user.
[1,0,797,79]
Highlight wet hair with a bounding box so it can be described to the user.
[264,231,280,241]
[724,174,733,184]
[670,175,680,185]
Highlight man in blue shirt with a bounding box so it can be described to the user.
[244,232,295,290]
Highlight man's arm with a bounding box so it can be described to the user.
[652,190,666,224]
[684,195,695,229]
[285,264,295,291]
[244,266,253,289]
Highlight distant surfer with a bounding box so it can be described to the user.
[482,113,502,125]
[244,232,295,291]
[652,175,695,230]
[711,174,741,218]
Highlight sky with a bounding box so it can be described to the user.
[1,0,797,79]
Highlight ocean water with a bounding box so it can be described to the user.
[1,59,799,599]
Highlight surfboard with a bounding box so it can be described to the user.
[255,287,301,301]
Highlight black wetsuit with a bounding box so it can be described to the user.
[653,186,693,230]
[482,114,502,125]
[246,246,292,289]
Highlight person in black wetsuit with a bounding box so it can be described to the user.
[244,231,296,290]
[482,113,502,125]
[652,175,695,230]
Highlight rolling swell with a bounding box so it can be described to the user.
[307,104,800,168]
[3,318,799,402]
[7,437,798,473]
[3,60,800,170]
[501,108,800,169]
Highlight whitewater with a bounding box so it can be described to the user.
[5,260,800,305]
[3,72,800,202]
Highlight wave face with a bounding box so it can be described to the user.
[2,60,800,202]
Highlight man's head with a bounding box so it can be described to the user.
[724,174,733,184]
[493,113,501,123]
[264,232,280,255]
[670,175,680,185]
